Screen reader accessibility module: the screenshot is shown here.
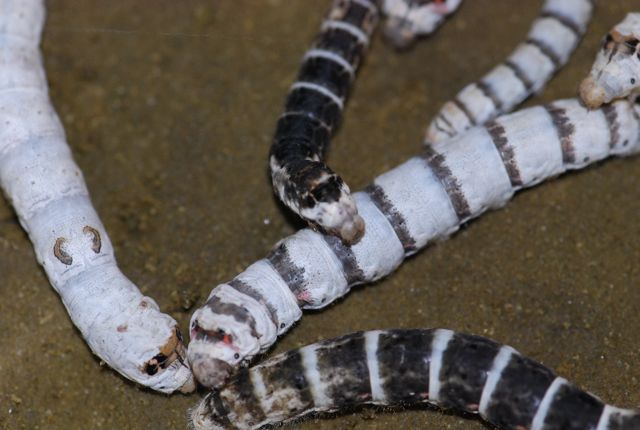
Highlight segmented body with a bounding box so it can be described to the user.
[380,0,463,48]
[580,12,640,108]
[191,329,640,430]
[0,0,193,393]
[426,0,595,144]
[269,0,378,244]
[188,97,640,388]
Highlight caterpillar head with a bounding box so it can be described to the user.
[580,13,640,109]
[189,394,227,430]
[381,0,462,49]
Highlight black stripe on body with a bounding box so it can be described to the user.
[540,383,604,430]
[609,411,640,430]
[257,350,315,416]
[322,234,365,284]
[205,296,259,339]
[485,120,523,187]
[314,27,366,67]
[364,184,416,252]
[219,370,267,426]
[476,80,503,113]
[453,96,477,126]
[422,146,472,220]
[545,103,576,164]
[227,279,280,329]
[602,104,621,149]
[540,11,583,38]
[438,333,502,412]
[504,60,534,91]
[316,332,372,407]
[285,86,342,131]
[331,0,378,34]
[377,329,433,403]
[526,37,562,68]
[271,114,330,163]
[484,354,556,428]
[267,242,306,300]
[297,56,352,99]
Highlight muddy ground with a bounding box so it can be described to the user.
[1,1,639,429]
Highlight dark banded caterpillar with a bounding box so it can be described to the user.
[425,0,595,144]
[580,13,640,109]
[0,0,194,393]
[380,0,463,49]
[188,97,640,389]
[269,0,379,244]
[190,329,640,430]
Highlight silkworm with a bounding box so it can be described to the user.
[380,0,463,49]
[425,0,595,144]
[580,12,640,109]
[0,0,194,393]
[190,329,640,430]
[188,97,640,389]
[269,0,378,244]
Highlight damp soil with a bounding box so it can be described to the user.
[1,1,640,429]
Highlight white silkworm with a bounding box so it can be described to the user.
[188,97,640,389]
[380,0,463,48]
[580,12,640,109]
[426,0,595,144]
[0,0,194,393]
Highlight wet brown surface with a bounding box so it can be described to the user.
[1,1,639,429]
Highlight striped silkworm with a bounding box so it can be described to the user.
[0,0,194,393]
[188,97,640,389]
[269,0,460,244]
[425,0,595,144]
[190,329,640,430]
[268,0,378,244]
[380,0,463,49]
[580,13,640,109]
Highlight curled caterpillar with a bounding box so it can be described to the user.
[380,0,463,49]
[426,0,595,144]
[188,97,640,389]
[0,0,194,393]
[580,12,640,108]
[190,329,640,430]
[269,0,379,244]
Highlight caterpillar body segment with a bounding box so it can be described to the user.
[580,13,640,109]
[0,0,194,393]
[269,0,379,244]
[380,0,463,49]
[426,0,595,144]
[188,98,640,388]
[190,329,640,430]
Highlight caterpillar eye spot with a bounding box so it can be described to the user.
[82,225,102,253]
[53,237,73,265]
